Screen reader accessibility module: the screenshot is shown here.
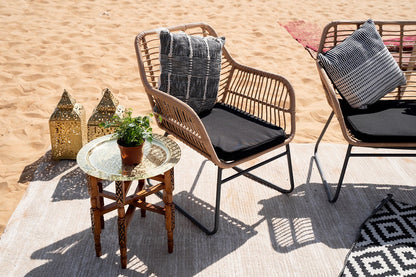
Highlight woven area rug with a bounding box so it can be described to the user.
[341,194,416,276]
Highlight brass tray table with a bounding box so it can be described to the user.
[77,134,181,268]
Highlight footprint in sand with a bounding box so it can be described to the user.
[21,74,44,82]
[301,77,314,84]
[253,31,264,37]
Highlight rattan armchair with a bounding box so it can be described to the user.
[308,20,416,203]
[135,23,296,234]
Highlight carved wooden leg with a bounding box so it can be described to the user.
[138,179,146,217]
[116,181,128,269]
[88,176,102,257]
[163,169,175,253]
[97,181,105,229]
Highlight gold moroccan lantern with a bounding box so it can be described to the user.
[87,88,125,142]
[49,90,87,160]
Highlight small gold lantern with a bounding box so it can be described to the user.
[87,88,125,142]
[49,90,87,160]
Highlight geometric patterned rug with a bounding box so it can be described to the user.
[341,194,416,277]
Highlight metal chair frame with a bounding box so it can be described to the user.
[174,144,294,235]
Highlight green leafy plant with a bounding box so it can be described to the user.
[100,109,158,147]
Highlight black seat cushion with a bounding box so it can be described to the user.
[340,99,416,142]
[200,103,287,161]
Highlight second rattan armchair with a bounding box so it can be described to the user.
[135,23,296,235]
[308,20,416,203]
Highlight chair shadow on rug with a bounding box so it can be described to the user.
[257,182,416,254]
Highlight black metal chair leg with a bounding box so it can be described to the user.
[308,111,353,202]
[314,111,334,156]
[173,167,222,235]
[322,144,352,203]
[307,112,334,185]
[286,144,295,193]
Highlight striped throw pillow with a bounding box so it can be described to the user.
[159,30,225,115]
[318,19,406,109]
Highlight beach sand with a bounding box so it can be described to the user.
[1,0,414,234]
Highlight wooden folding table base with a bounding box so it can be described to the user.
[87,169,175,269]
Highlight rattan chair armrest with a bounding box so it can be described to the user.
[221,62,296,140]
[316,62,370,145]
[316,63,339,110]
[145,86,220,163]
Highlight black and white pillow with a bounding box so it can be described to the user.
[159,29,225,115]
[318,19,406,109]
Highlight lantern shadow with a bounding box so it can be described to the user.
[18,150,111,202]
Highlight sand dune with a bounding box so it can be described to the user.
[1,0,415,233]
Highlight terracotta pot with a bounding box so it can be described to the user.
[117,141,144,166]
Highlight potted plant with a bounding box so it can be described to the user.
[100,109,157,166]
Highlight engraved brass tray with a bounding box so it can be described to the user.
[77,134,181,181]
